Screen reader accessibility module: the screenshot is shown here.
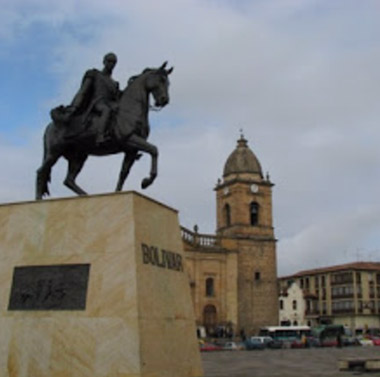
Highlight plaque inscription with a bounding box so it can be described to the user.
[8,264,90,310]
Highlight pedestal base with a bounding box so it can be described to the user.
[0,192,203,377]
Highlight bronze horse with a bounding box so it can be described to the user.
[36,62,173,200]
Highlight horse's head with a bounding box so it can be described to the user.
[144,62,173,108]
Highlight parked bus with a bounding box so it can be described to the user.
[312,324,345,339]
[258,326,311,342]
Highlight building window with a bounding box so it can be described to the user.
[293,320,298,326]
[206,278,215,297]
[322,288,326,300]
[356,285,362,298]
[224,204,231,227]
[250,202,259,225]
[292,300,297,310]
[280,300,284,310]
[356,272,361,283]
[255,271,261,281]
[305,277,310,289]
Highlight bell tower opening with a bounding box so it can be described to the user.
[224,203,231,227]
[250,202,259,226]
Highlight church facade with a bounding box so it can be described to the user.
[181,135,279,336]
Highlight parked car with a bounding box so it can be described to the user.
[342,336,360,347]
[358,338,374,347]
[290,339,305,349]
[200,342,223,352]
[250,336,273,346]
[267,338,284,349]
[223,341,245,351]
[372,338,380,346]
[245,337,266,350]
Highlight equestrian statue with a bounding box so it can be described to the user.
[35,53,173,200]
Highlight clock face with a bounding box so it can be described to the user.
[223,187,229,195]
[250,184,259,193]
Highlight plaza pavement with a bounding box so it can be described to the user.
[202,346,380,377]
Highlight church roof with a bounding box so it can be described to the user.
[223,135,263,178]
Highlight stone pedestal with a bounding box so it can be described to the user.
[0,192,203,377]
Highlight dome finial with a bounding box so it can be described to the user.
[239,128,244,140]
[237,128,248,147]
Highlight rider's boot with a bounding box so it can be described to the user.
[96,111,110,145]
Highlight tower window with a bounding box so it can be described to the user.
[250,202,259,225]
[254,271,261,281]
[224,203,231,227]
[206,277,215,297]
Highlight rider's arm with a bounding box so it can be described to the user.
[71,77,93,110]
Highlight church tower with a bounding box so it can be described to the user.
[215,134,274,239]
[215,134,278,333]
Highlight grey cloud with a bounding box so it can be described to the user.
[1,0,380,276]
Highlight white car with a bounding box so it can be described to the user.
[223,341,240,350]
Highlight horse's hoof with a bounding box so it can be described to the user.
[141,178,151,189]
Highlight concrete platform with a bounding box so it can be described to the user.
[201,346,380,377]
[0,192,203,377]
[339,357,380,372]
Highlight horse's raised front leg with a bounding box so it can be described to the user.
[63,154,88,196]
[36,153,60,200]
[125,134,158,189]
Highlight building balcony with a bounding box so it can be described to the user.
[181,226,222,250]
[305,309,319,318]
[330,279,353,286]
[332,308,355,314]
[331,293,354,299]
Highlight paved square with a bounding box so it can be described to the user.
[202,347,380,377]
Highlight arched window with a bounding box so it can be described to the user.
[292,300,297,310]
[224,203,231,227]
[250,202,259,225]
[279,299,284,310]
[206,277,215,297]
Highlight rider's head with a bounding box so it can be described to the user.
[103,52,117,72]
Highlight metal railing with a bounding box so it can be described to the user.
[181,226,222,250]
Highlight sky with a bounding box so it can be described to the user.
[0,0,379,276]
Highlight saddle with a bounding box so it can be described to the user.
[50,105,114,142]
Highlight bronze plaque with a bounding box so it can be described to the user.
[8,264,90,310]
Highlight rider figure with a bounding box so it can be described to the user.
[70,52,121,144]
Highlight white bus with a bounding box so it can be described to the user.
[258,326,311,341]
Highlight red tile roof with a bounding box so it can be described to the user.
[280,261,380,280]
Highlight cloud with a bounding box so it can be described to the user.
[278,205,380,276]
[1,0,380,276]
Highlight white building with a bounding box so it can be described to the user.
[279,281,307,326]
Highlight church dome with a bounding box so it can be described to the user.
[223,135,263,178]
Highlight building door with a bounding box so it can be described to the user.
[203,304,217,330]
